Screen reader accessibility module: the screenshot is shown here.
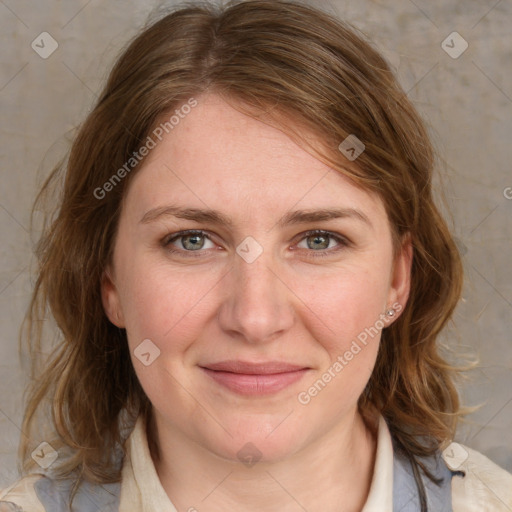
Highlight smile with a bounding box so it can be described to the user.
[199,360,311,396]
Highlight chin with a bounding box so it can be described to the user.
[201,418,307,465]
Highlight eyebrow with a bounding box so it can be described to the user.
[140,205,372,229]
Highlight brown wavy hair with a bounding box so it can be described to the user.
[20,0,465,507]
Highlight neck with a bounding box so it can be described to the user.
[149,408,378,512]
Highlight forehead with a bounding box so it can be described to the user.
[123,93,388,226]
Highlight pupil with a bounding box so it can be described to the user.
[310,235,328,250]
[185,234,203,250]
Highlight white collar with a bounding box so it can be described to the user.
[121,416,177,511]
[122,414,394,511]
[361,415,393,511]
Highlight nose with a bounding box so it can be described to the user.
[216,246,295,345]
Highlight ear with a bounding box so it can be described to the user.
[101,265,125,328]
[386,232,413,319]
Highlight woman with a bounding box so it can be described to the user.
[1,0,511,510]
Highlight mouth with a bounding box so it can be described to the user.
[199,360,311,396]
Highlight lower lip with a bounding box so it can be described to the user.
[200,367,309,396]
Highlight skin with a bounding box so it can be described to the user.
[102,92,412,511]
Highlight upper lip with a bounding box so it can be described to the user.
[200,360,309,374]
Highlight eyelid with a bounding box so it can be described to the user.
[162,229,351,258]
[292,229,351,257]
[162,229,217,255]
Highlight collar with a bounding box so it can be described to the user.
[361,414,393,511]
[122,414,427,511]
[120,416,177,511]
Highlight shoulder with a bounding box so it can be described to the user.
[0,474,46,511]
[0,473,121,512]
[442,442,512,512]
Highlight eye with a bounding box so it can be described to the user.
[163,230,216,256]
[162,229,350,258]
[295,230,350,258]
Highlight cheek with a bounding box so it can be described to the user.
[116,257,222,417]
[294,270,389,412]
[116,254,220,353]
[295,263,391,356]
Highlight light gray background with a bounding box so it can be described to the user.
[1,0,511,490]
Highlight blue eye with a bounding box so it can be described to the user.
[162,229,350,258]
[296,230,349,256]
[163,230,215,257]
[294,230,351,258]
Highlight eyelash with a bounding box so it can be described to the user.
[162,229,351,259]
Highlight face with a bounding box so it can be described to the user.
[102,92,412,463]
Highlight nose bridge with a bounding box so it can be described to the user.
[236,244,277,301]
[217,238,294,344]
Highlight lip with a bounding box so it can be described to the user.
[200,360,311,396]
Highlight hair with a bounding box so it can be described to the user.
[20,0,465,509]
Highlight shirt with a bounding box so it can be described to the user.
[1,415,511,511]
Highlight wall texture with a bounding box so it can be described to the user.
[1,0,511,490]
